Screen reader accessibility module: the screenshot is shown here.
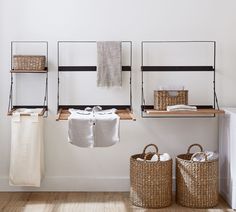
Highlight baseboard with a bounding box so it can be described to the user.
[0,176,130,192]
[0,176,177,192]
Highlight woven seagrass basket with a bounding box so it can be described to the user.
[154,90,188,110]
[13,55,46,70]
[176,144,218,208]
[130,144,172,208]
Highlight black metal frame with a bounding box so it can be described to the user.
[8,41,48,116]
[57,41,132,112]
[141,40,219,118]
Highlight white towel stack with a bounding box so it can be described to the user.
[137,153,171,162]
[192,151,219,162]
[167,104,197,112]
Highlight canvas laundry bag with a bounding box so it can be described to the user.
[9,109,44,187]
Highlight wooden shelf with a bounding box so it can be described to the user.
[56,108,136,121]
[8,107,46,116]
[144,109,225,117]
[10,68,48,73]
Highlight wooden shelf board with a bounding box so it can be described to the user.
[145,109,225,116]
[8,107,46,116]
[56,108,136,121]
[11,69,48,73]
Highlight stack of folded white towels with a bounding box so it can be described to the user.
[167,104,197,112]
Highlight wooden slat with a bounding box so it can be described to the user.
[145,109,225,115]
[8,108,46,116]
[116,109,136,121]
[56,108,136,121]
[10,69,48,73]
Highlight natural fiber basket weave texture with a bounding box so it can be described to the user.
[176,144,218,208]
[154,90,188,110]
[130,144,172,208]
[13,55,46,70]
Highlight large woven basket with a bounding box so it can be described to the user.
[176,144,218,208]
[154,90,188,110]
[130,144,172,208]
[13,55,46,70]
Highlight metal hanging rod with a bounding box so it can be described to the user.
[142,41,216,43]
[141,66,214,72]
[58,41,132,43]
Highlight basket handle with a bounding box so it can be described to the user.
[187,143,203,154]
[191,152,208,162]
[142,144,159,155]
[144,152,160,161]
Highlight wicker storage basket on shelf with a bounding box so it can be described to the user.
[13,55,46,71]
[176,144,219,208]
[130,144,172,209]
[154,90,188,110]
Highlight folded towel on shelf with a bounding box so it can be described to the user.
[97,41,122,87]
[167,104,197,111]
[192,151,219,162]
[137,153,171,162]
[68,107,120,148]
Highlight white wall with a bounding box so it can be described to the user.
[0,0,236,191]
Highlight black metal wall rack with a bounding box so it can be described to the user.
[8,41,48,117]
[141,40,224,118]
[56,41,135,121]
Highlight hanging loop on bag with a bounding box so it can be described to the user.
[191,152,208,162]
[187,143,203,154]
[142,144,159,155]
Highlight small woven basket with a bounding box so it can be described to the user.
[13,55,46,70]
[130,144,172,208]
[176,144,219,208]
[154,90,188,110]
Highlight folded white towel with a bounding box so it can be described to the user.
[137,153,171,162]
[167,104,197,112]
[192,151,219,162]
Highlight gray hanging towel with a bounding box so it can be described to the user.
[97,41,122,87]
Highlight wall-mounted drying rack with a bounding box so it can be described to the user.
[56,41,135,121]
[8,41,48,117]
[141,41,224,118]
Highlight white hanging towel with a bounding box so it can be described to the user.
[9,109,44,187]
[94,109,120,147]
[68,108,120,148]
[68,109,94,148]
